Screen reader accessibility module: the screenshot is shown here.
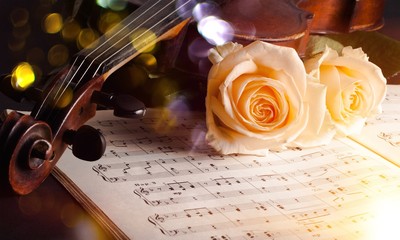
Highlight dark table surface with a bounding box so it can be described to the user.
[0,1,399,239]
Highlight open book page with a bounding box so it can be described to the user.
[54,88,400,240]
[350,84,400,167]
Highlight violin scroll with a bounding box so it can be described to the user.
[0,111,53,195]
[0,108,109,195]
[0,71,104,194]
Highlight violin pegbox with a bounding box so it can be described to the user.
[0,110,109,195]
[0,111,53,195]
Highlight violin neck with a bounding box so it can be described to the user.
[74,0,194,80]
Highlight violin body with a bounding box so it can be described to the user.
[299,0,385,34]
[0,0,386,195]
[219,0,313,55]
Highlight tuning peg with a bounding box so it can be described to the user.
[63,125,106,161]
[91,91,146,118]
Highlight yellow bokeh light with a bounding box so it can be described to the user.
[11,62,35,91]
[77,28,99,49]
[134,54,158,72]
[8,37,26,52]
[43,13,63,34]
[60,203,82,228]
[48,44,69,67]
[55,87,73,109]
[126,64,149,88]
[10,8,29,28]
[98,11,122,34]
[154,108,178,134]
[130,28,157,53]
[61,19,81,41]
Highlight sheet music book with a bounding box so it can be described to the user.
[53,85,400,240]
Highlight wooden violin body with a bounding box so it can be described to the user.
[223,0,385,49]
[219,0,313,55]
[299,0,385,34]
[0,0,386,195]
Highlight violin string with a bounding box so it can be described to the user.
[34,0,167,118]
[70,0,180,93]
[37,0,196,124]
[34,0,165,117]
[53,0,194,112]
[89,0,194,79]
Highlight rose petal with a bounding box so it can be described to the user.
[208,42,243,65]
[293,82,336,147]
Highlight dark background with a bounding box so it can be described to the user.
[0,0,399,239]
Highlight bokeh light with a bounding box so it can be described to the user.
[192,2,220,22]
[96,0,109,9]
[77,28,99,49]
[11,62,35,91]
[61,203,83,228]
[10,8,29,28]
[150,76,179,107]
[134,53,158,72]
[48,44,69,67]
[8,37,26,52]
[8,7,31,53]
[98,11,123,34]
[197,16,233,45]
[154,108,178,134]
[130,28,157,53]
[108,0,128,11]
[55,87,73,109]
[62,19,81,41]
[175,0,198,19]
[96,0,128,11]
[43,13,63,34]
[126,64,149,88]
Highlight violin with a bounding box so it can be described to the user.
[0,0,385,195]
[0,0,200,195]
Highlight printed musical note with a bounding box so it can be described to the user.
[378,131,400,147]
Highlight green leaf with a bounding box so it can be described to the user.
[307,31,400,80]
[305,35,344,57]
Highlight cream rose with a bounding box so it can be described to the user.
[304,46,387,136]
[205,41,329,155]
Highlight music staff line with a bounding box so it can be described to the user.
[91,150,388,184]
[133,177,380,207]
[146,197,373,239]
[130,164,393,196]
